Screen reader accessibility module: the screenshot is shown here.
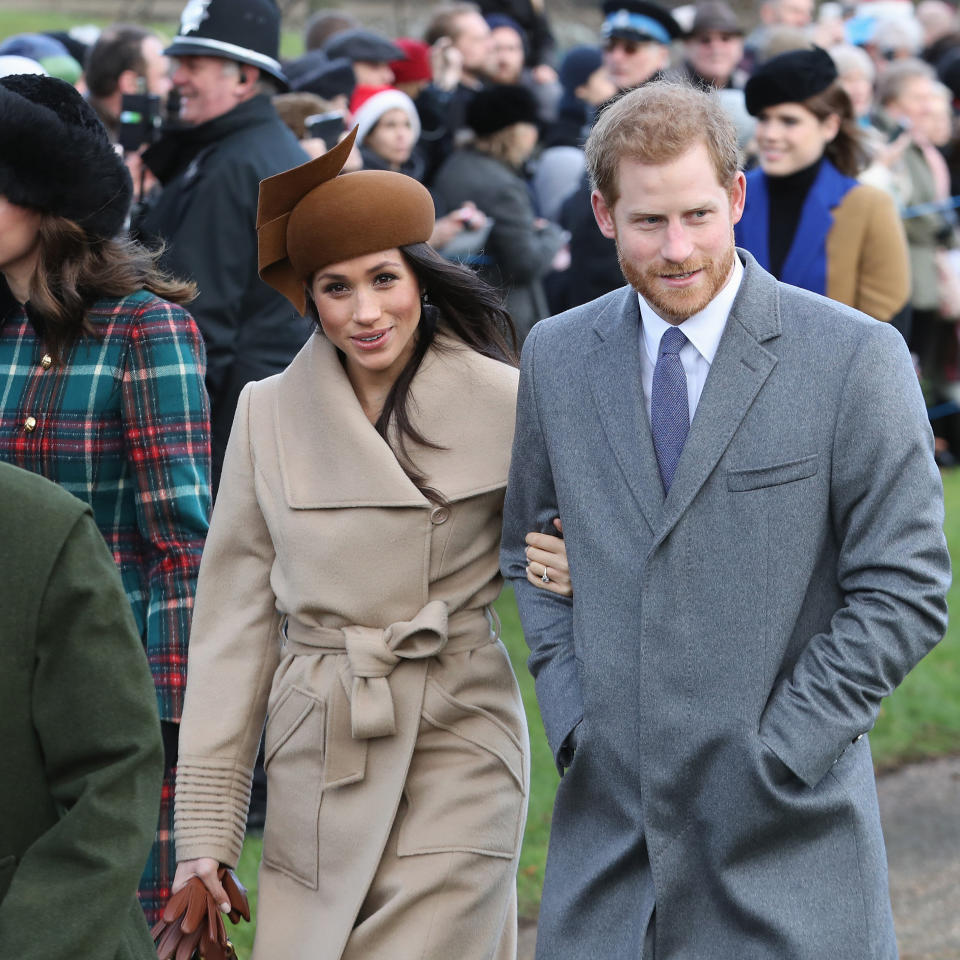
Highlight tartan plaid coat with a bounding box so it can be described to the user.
[0,282,211,724]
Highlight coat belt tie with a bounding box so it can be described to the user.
[281,604,497,788]
[342,600,449,739]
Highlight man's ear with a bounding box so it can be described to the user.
[591,189,617,240]
[729,170,747,225]
[238,65,260,88]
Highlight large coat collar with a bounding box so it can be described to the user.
[273,332,518,509]
[737,159,858,295]
[585,250,780,542]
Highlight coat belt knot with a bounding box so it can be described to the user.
[342,600,450,739]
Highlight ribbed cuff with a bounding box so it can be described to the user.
[174,755,253,867]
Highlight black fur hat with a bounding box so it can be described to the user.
[466,84,540,138]
[0,74,132,239]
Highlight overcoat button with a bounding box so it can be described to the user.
[40,354,52,369]
[23,416,37,433]
[430,506,450,525]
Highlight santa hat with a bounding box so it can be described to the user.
[349,85,421,146]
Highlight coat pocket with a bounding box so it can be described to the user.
[727,453,818,491]
[397,678,527,859]
[0,854,15,901]
[262,685,326,889]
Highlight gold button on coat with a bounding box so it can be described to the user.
[40,354,52,369]
[23,416,37,433]
[430,506,450,525]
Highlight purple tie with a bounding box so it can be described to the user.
[651,326,689,492]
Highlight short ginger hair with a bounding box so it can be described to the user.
[585,81,741,207]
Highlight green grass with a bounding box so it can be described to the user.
[228,472,960,952]
[0,12,306,58]
[869,466,960,768]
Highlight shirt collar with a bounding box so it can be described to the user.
[639,253,743,365]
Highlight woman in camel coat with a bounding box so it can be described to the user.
[170,130,568,960]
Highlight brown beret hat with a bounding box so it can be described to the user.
[257,127,435,315]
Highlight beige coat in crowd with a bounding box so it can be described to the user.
[175,331,529,960]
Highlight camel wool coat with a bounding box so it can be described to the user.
[175,330,529,960]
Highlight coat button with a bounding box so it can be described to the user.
[40,354,52,369]
[430,506,450,525]
[23,416,37,433]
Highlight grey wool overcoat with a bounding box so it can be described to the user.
[500,250,951,960]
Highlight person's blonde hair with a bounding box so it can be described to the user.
[586,81,740,206]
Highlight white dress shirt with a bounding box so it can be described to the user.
[638,255,744,423]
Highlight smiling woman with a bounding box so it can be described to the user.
[168,128,571,960]
[736,46,910,323]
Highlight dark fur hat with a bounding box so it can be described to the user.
[466,83,540,138]
[0,74,132,239]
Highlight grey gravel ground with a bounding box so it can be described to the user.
[880,756,960,960]
[518,756,960,960]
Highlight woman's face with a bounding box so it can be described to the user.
[506,121,539,167]
[310,248,421,383]
[365,108,416,169]
[754,102,840,176]
[0,195,42,284]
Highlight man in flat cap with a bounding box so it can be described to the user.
[323,27,405,88]
[502,79,948,960]
[671,1,747,90]
[135,0,309,491]
[664,2,754,145]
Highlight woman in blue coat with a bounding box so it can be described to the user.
[735,47,910,323]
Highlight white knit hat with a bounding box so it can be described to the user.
[351,85,421,147]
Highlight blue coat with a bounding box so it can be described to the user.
[500,251,949,958]
[735,161,909,321]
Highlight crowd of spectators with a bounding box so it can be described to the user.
[4,0,960,454]
[2,0,960,940]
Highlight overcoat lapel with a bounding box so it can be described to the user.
[652,253,780,549]
[585,288,665,534]
[273,332,516,509]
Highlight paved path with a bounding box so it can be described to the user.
[518,756,960,960]
[880,755,960,960]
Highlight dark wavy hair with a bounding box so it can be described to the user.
[307,242,518,504]
[802,81,871,177]
[29,213,196,361]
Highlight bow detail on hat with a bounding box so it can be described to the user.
[256,126,358,315]
[343,600,450,739]
[255,124,435,315]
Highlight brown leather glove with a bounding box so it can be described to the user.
[152,867,251,960]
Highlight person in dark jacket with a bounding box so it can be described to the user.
[135,0,310,489]
[477,0,557,70]
[432,83,567,341]
[0,461,164,960]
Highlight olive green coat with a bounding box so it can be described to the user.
[0,461,164,960]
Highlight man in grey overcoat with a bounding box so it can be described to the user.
[501,81,951,959]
